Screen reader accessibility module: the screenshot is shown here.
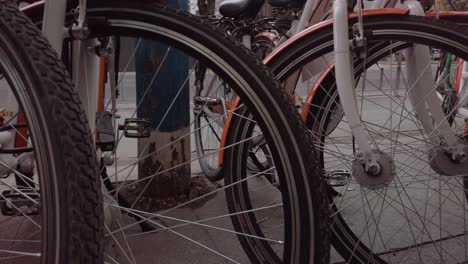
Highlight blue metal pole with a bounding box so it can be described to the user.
[135,0,191,198]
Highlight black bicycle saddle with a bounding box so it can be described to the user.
[267,0,304,8]
[219,0,264,18]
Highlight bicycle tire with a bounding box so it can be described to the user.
[193,32,277,181]
[252,36,277,60]
[0,1,103,263]
[266,14,468,263]
[194,113,224,180]
[26,2,330,263]
[193,64,226,181]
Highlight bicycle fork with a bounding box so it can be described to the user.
[332,0,468,184]
[333,0,386,178]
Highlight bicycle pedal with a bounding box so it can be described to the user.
[325,169,351,187]
[96,111,115,151]
[0,190,40,216]
[118,118,151,138]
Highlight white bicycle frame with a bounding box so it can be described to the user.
[372,0,468,120]
[334,0,467,167]
[42,0,101,135]
[39,0,121,225]
[284,0,467,167]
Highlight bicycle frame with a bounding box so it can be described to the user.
[335,0,466,166]
[41,0,100,135]
[294,0,468,171]
[41,0,66,54]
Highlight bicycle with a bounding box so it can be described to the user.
[0,1,103,262]
[192,0,468,261]
[262,0,468,262]
[20,0,331,262]
[193,0,439,181]
[193,0,336,180]
[190,0,468,261]
[193,0,297,180]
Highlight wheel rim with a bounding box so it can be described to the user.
[0,36,53,264]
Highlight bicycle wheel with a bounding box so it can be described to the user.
[252,35,277,60]
[25,2,329,263]
[193,65,231,181]
[194,64,273,181]
[193,30,278,181]
[0,2,102,263]
[266,14,468,263]
[246,125,274,174]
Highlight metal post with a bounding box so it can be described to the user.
[135,0,191,200]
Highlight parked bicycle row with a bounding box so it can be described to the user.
[0,0,467,263]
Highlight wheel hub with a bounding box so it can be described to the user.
[429,140,468,176]
[352,150,395,190]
